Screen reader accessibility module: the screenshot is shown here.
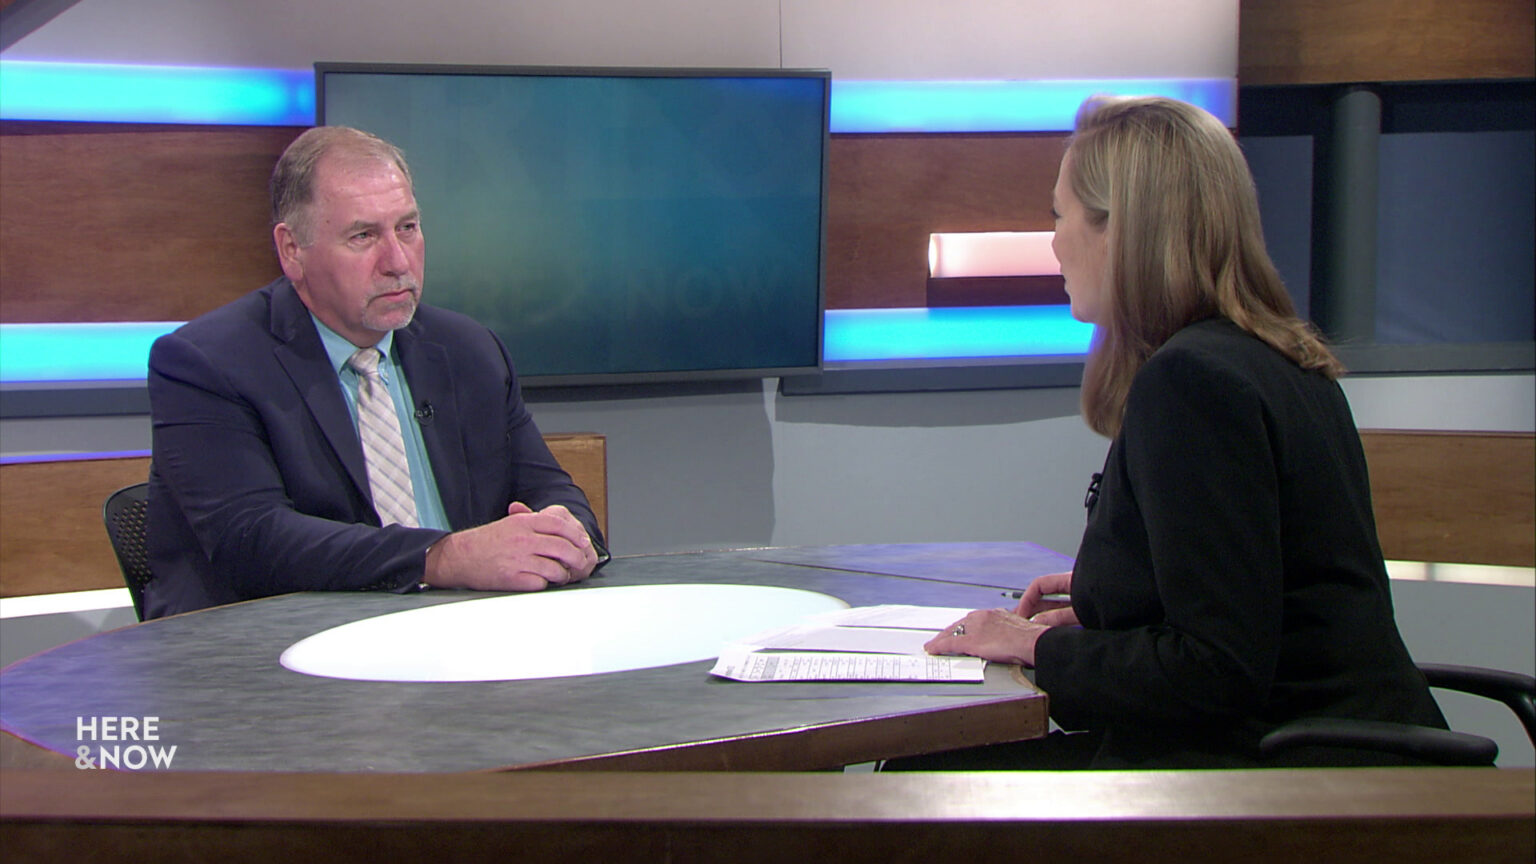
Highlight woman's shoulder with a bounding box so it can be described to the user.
[1126,318,1306,424]
[1140,318,1257,383]
[1160,316,1255,354]
[1147,317,1298,381]
[1135,317,1340,421]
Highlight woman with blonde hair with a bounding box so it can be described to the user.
[910,96,1445,769]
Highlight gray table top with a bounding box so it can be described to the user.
[741,541,1074,589]
[1,544,1065,772]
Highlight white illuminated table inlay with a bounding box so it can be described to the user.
[279,583,848,682]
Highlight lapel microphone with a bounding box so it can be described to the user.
[414,402,435,425]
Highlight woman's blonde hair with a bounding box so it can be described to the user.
[1067,95,1344,437]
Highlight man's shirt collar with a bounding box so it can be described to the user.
[313,315,395,375]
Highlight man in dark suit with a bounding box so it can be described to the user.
[143,126,605,619]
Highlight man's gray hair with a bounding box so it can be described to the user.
[270,126,413,245]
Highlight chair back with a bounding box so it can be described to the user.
[102,483,151,621]
[1259,662,1536,766]
[1421,663,1536,748]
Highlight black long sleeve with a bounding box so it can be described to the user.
[1034,318,1444,766]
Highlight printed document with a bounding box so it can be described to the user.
[711,644,985,682]
[710,604,986,683]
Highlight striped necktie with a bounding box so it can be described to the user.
[346,347,419,528]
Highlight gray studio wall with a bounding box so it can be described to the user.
[3,373,1531,559]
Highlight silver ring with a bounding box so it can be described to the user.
[951,624,966,637]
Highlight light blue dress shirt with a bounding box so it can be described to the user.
[313,317,450,531]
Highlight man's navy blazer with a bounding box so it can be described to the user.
[143,277,603,619]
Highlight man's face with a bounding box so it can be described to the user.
[276,154,425,347]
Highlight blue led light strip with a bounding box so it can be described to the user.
[0,61,314,125]
[0,310,1091,383]
[0,450,151,465]
[824,306,1093,362]
[830,78,1236,132]
[0,322,180,382]
[0,61,1231,131]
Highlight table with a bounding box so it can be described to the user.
[0,543,1070,772]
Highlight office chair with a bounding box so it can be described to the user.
[1260,663,1536,766]
[103,482,152,621]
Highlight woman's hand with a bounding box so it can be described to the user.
[926,570,1080,667]
[1017,570,1079,627]
[924,608,1052,667]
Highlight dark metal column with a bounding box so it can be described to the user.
[1310,86,1381,343]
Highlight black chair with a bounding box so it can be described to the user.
[1260,663,1536,766]
[103,482,152,621]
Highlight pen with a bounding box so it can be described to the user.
[1001,590,1070,600]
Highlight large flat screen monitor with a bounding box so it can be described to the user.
[316,63,829,386]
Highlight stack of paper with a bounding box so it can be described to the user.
[709,605,985,683]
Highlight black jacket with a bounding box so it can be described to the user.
[1034,317,1445,767]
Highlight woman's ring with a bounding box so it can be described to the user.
[951,624,966,636]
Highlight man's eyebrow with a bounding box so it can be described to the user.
[341,211,419,235]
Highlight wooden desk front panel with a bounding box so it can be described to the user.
[1,768,1530,864]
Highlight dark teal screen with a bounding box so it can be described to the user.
[319,66,828,383]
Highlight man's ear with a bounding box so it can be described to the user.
[274,223,304,282]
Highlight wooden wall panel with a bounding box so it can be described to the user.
[0,455,150,597]
[1360,430,1536,568]
[0,435,609,597]
[1239,0,1536,86]
[542,433,609,542]
[1,125,1065,320]
[825,133,1066,309]
[0,122,300,323]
